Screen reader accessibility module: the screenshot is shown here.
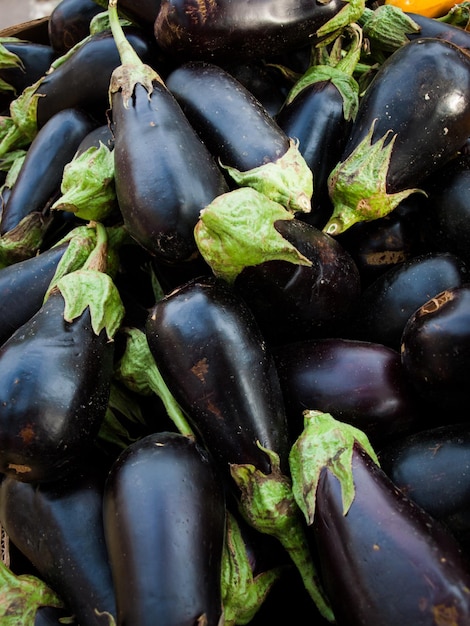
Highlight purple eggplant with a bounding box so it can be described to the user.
[154,0,360,62]
[0,455,117,625]
[48,0,104,54]
[323,37,470,235]
[107,3,228,264]
[290,410,470,625]
[103,431,226,626]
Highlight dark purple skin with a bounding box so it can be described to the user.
[407,12,470,50]
[0,288,114,483]
[379,423,470,551]
[111,81,228,263]
[401,283,470,416]
[48,0,104,54]
[103,431,226,626]
[273,337,421,448]
[348,251,469,351]
[312,443,470,625]
[0,457,117,626]
[154,0,348,61]
[145,275,291,477]
[0,241,68,346]
[276,80,353,228]
[0,108,95,236]
[339,37,470,194]
[234,218,361,345]
[34,28,159,129]
[165,61,291,173]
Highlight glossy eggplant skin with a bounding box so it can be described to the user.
[34,28,158,129]
[0,108,95,236]
[154,0,348,61]
[234,218,361,344]
[103,431,226,626]
[407,12,470,50]
[312,443,470,625]
[273,338,420,447]
[0,288,114,483]
[111,82,228,263]
[0,458,117,626]
[379,423,470,551]
[401,284,470,417]
[145,276,291,477]
[0,241,68,346]
[165,61,291,173]
[340,38,470,194]
[48,0,104,54]
[276,80,353,227]
[348,252,469,351]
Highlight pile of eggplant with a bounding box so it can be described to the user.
[2,0,470,623]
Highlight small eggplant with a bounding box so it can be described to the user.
[290,410,470,625]
[0,457,117,626]
[165,61,313,213]
[0,224,124,482]
[274,337,421,447]
[379,422,470,550]
[103,431,226,626]
[401,283,470,416]
[323,37,470,235]
[108,2,228,264]
[0,107,95,236]
[154,0,361,62]
[348,251,469,350]
[48,0,104,54]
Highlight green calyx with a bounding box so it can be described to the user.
[230,445,334,622]
[323,120,425,235]
[0,78,44,157]
[0,559,66,626]
[289,410,379,524]
[51,141,116,221]
[316,0,366,44]
[0,212,53,269]
[194,187,311,284]
[359,5,420,53]
[221,511,284,626]
[222,139,313,214]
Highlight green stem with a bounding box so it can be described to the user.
[108,0,142,67]
[83,221,108,273]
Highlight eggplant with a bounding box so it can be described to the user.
[323,37,470,235]
[290,410,470,625]
[108,5,228,264]
[48,0,104,54]
[274,337,421,447]
[0,107,95,237]
[93,0,162,30]
[379,422,470,550]
[165,61,313,213]
[348,251,469,350]
[154,0,357,62]
[401,283,470,417]
[0,457,117,626]
[406,11,470,49]
[103,431,226,626]
[145,275,334,621]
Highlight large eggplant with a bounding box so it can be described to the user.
[323,37,470,235]
[103,431,226,626]
[290,410,470,625]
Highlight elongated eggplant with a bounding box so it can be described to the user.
[0,39,57,101]
[401,283,470,417]
[323,37,470,235]
[0,456,117,626]
[165,61,313,213]
[103,431,226,626]
[0,227,124,482]
[379,422,470,550]
[145,275,334,621]
[48,0,104,54]
[108,2,228,264]
[154,0,358,62]
[274,337,421,447]
[93,0,162,30]
[0,107,95,236]
[348,251,469,350]
[290,410,470,625]
[406,11,470,49]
